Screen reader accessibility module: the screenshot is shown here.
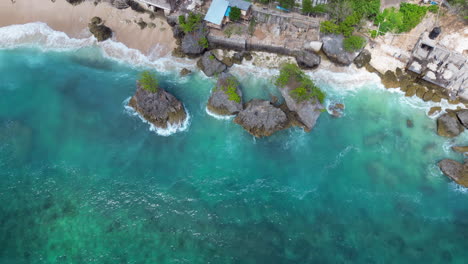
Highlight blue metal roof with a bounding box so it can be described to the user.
[204,0,230,26]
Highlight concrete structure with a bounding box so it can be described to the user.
[204,0,252,28]
[407,32,468,99]
[136,0,177,14]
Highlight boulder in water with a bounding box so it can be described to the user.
[197,51,227,77]
[128,82,187,129]
[354,49,371,68]
[207,73,243,116]
[438,159,468,187]
[234,100,288,138]
[456,109,468,128]
[452,146,468,154]
[437,112,465,138]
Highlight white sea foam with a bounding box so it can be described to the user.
[122,97,190,136]
[205,106,235,120]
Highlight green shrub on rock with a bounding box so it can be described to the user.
[343,35,366,51]
[276,64,325,103]
[139,71,158,93]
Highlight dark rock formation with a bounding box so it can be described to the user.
[180,68,192,76]
[438,159,468,187]
[328,103,345,118]
[66,0,85,5]
[452,146,468,154]
[234,100,288,138]
[381,70,399,89]
[128,82,187,129]
[197,51,227,77]
[406,119,414,128]
[428,106,442,116]
[321,35,362,66]
[354,49,371,68]
[295,50,321,69]
[113,0,130,9]
[278,84,324,131]
[437,112,465,138]
[232,52,244,64]
[207,73,243,116]
[456,109,468,128]
[88,17,112,42]
[181,25,207,56]
[172,25,184,39]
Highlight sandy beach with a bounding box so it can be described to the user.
[0,0,177,57]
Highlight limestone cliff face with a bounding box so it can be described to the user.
[128,82,187,129]
[234,100,288,138]
[207,73,243,116]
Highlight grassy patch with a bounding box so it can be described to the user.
[343,35,366,51]
[219,77,241,103]
[139,71,158,93]
[276,64,325,103]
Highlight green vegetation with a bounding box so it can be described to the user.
[279,0,295,9]
[178,12,203,33]
[303,0,326,14]
[220,77,241,103]
[198,37,209,48]
[248,18,257,36]
[343,35,366,51]
[276,64,325,103]
[447,0,468,19]
[229,7,242,21]
[209,54,215,60]
[139,71,158,93]
[375,3,428,34]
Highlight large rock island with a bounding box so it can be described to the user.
[276,63,326,131]
[128,71,187,130]
[207,73,243,116]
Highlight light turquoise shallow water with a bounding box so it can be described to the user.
[0,46,467,264]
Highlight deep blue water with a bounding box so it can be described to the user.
[0,46,467,264]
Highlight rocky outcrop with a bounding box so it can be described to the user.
[278,85,324,131]
[456,109,468,128]
[181,25,207,56]
[452,146,468,154]
[128,82,187,129]
[438,159,468,187]
[328,102,345,118]
[437,112,465,138]
[381,70,400,89]
[234,100,288,137]
[294,50,321,69]
[197,51,227,77]
[88,17,112,42]
[321,35,362,66]
[354,49,371,68]
[180,68,192,76]
[207,73,243,116]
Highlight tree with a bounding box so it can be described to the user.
[279,0,295,9]
[229,7,242,21]
[302,0,313,14]
[327,0,354,23]
[139,71,158,93]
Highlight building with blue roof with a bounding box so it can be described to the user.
[204,0,252,28]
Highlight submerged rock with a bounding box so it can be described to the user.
[428,106,442,116]
[197,51,227,77]
[437,112,465,138]
[328,102,345,118]
[128,82,187,129]
[88,17,112,42]
[438,159,468,187]
[452,146,468,154]
[207,73,243,116]
[354,49,371,68]
[294,50,321,69]
[321,35,363,66]
[234,100,288,138]
[180,68,192,76]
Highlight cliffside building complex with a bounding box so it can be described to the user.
[204,0,252,28]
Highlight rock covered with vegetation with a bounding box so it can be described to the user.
[207,73,243,116]
[128,71,187,129]
[438,159,468,187]
[88,17,112,42]
[437,111,465,138]
[234,100,288,138]
[178,13,209,56]
[275,64,326,131]
[321,34,364,65]
[197,51,227,77]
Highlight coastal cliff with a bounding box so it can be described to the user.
[128,78,187,130]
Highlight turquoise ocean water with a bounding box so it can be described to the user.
[0,24,467,263]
